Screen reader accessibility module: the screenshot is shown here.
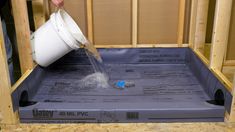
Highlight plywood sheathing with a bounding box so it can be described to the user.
[138,0,179,44]
[93,0,132,45]
[49,0,87,36]
[47,0,192,46]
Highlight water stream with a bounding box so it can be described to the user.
[84,41,106,74]
[81,41,110,88]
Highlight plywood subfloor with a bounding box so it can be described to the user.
[1,123,235,132]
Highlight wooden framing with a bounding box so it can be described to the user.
[193,0,209,53]
[0,0,235,124]
[84,0,187,47]
[86,0,94,43]
[210,0,233,71]
[0,17,19,124]
[132,0,138,47]
[177,0,186,47]
[11,0,35,74]
[189,0,235,122]
[32,0,49,29]
[95,44,133,48]
[137,44,188,48]
[210,2,234,121]
[189,0,198,48]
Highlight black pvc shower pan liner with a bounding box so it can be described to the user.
[12,48,233,123]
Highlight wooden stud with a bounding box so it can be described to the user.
[95,44,133,48]
[86,0,94,44]
[194,0,209,53]
[11,0,35,74]
[32,0,47,29]
[177,0,186,47]
[210,0,233,71]
[11,69,33,92]
[94,44,189,48]
[189,0,198,48]
[132,0,138,47]
[0,17,18,124]
[137,44,189,48]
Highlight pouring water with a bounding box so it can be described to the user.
[80,41,110,89]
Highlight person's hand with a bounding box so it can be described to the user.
[51,0,64,8]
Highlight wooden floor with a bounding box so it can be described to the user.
[1,123,235,132]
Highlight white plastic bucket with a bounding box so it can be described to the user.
[30,9,88,67]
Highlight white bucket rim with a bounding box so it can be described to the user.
[50,9,87,49]
[57,9,87,44]
[50,13,78,49]
[57,10,88,45]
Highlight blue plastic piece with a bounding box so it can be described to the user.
[116,81,126,89]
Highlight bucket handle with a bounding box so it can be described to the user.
[55,6,66,13]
